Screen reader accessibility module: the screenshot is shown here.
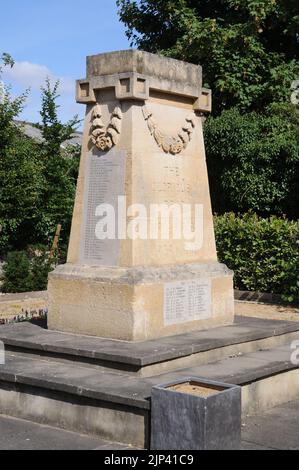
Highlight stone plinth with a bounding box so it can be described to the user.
[48,50,234,341]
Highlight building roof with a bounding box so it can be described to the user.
[15,121,83,148]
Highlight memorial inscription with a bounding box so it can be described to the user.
[80,149,126,266]
[149,152,193,206]
[164,279,211,325]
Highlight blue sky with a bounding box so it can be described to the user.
[1,0,130,126]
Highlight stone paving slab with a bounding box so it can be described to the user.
[0,316,298,367]
[242,399,299,450]
[0,414,132,450]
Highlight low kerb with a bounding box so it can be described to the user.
[48,50,234,341]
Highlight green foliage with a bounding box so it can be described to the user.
[0,56,79,291]
[1,251,31,293]
[0,52,28,152]
[117,0,299,113]
[0,53,39,253]
[215,212,299,303]
[118,2,299,218]
[0,66,80,258]
[39,79,80,155]
[36,79,81,248]
[1,53,14,69]
[205,104,299,218]
[2,247,56,293]
[27,246,57,292]
[0,134,44,252]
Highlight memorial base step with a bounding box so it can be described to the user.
[0,316,298,448]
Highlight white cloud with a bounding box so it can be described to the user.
[2,61,75,94]
[1,60,83,124]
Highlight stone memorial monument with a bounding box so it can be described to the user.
[48,50,234,341]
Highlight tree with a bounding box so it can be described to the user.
[2,247,56,293]
[117,2,299,218]
[1,251,31,293]
[0,58,80,256]
[0,53,43,254]
[0,53,27,152]
[117,0,299,113]
[40,79,80,156]
[35,79,81,249]
[1,53,14,68]
[0,134,45,253]
[205,103,299,218]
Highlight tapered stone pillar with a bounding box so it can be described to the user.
[48,50,234,341]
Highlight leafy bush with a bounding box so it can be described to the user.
[2,247,56,293]
[205,104,299,219]
[215,212,299,303]
[1,251,31,293]
[0,133,45,252]
[0,74,80,257]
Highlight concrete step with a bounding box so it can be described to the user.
[0,316,298,376]
[0,341,298,448]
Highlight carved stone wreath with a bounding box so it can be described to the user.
[90,104,122,151]
[142,106,195,155]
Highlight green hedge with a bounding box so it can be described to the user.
[214,213,299,303]
[3,214,299,303]
[1,246,56,293]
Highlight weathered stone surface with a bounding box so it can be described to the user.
[83,49,202,101]
[48,263,234,341]
[49,49,234,340]
[0,316,298,370]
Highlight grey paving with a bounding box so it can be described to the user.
[0,316,298,368]
[0,415,130,450]
[241,441,273,450]
[1,399,299,450]
[241,399,299,450]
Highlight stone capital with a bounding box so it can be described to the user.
[76,49,211,112]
